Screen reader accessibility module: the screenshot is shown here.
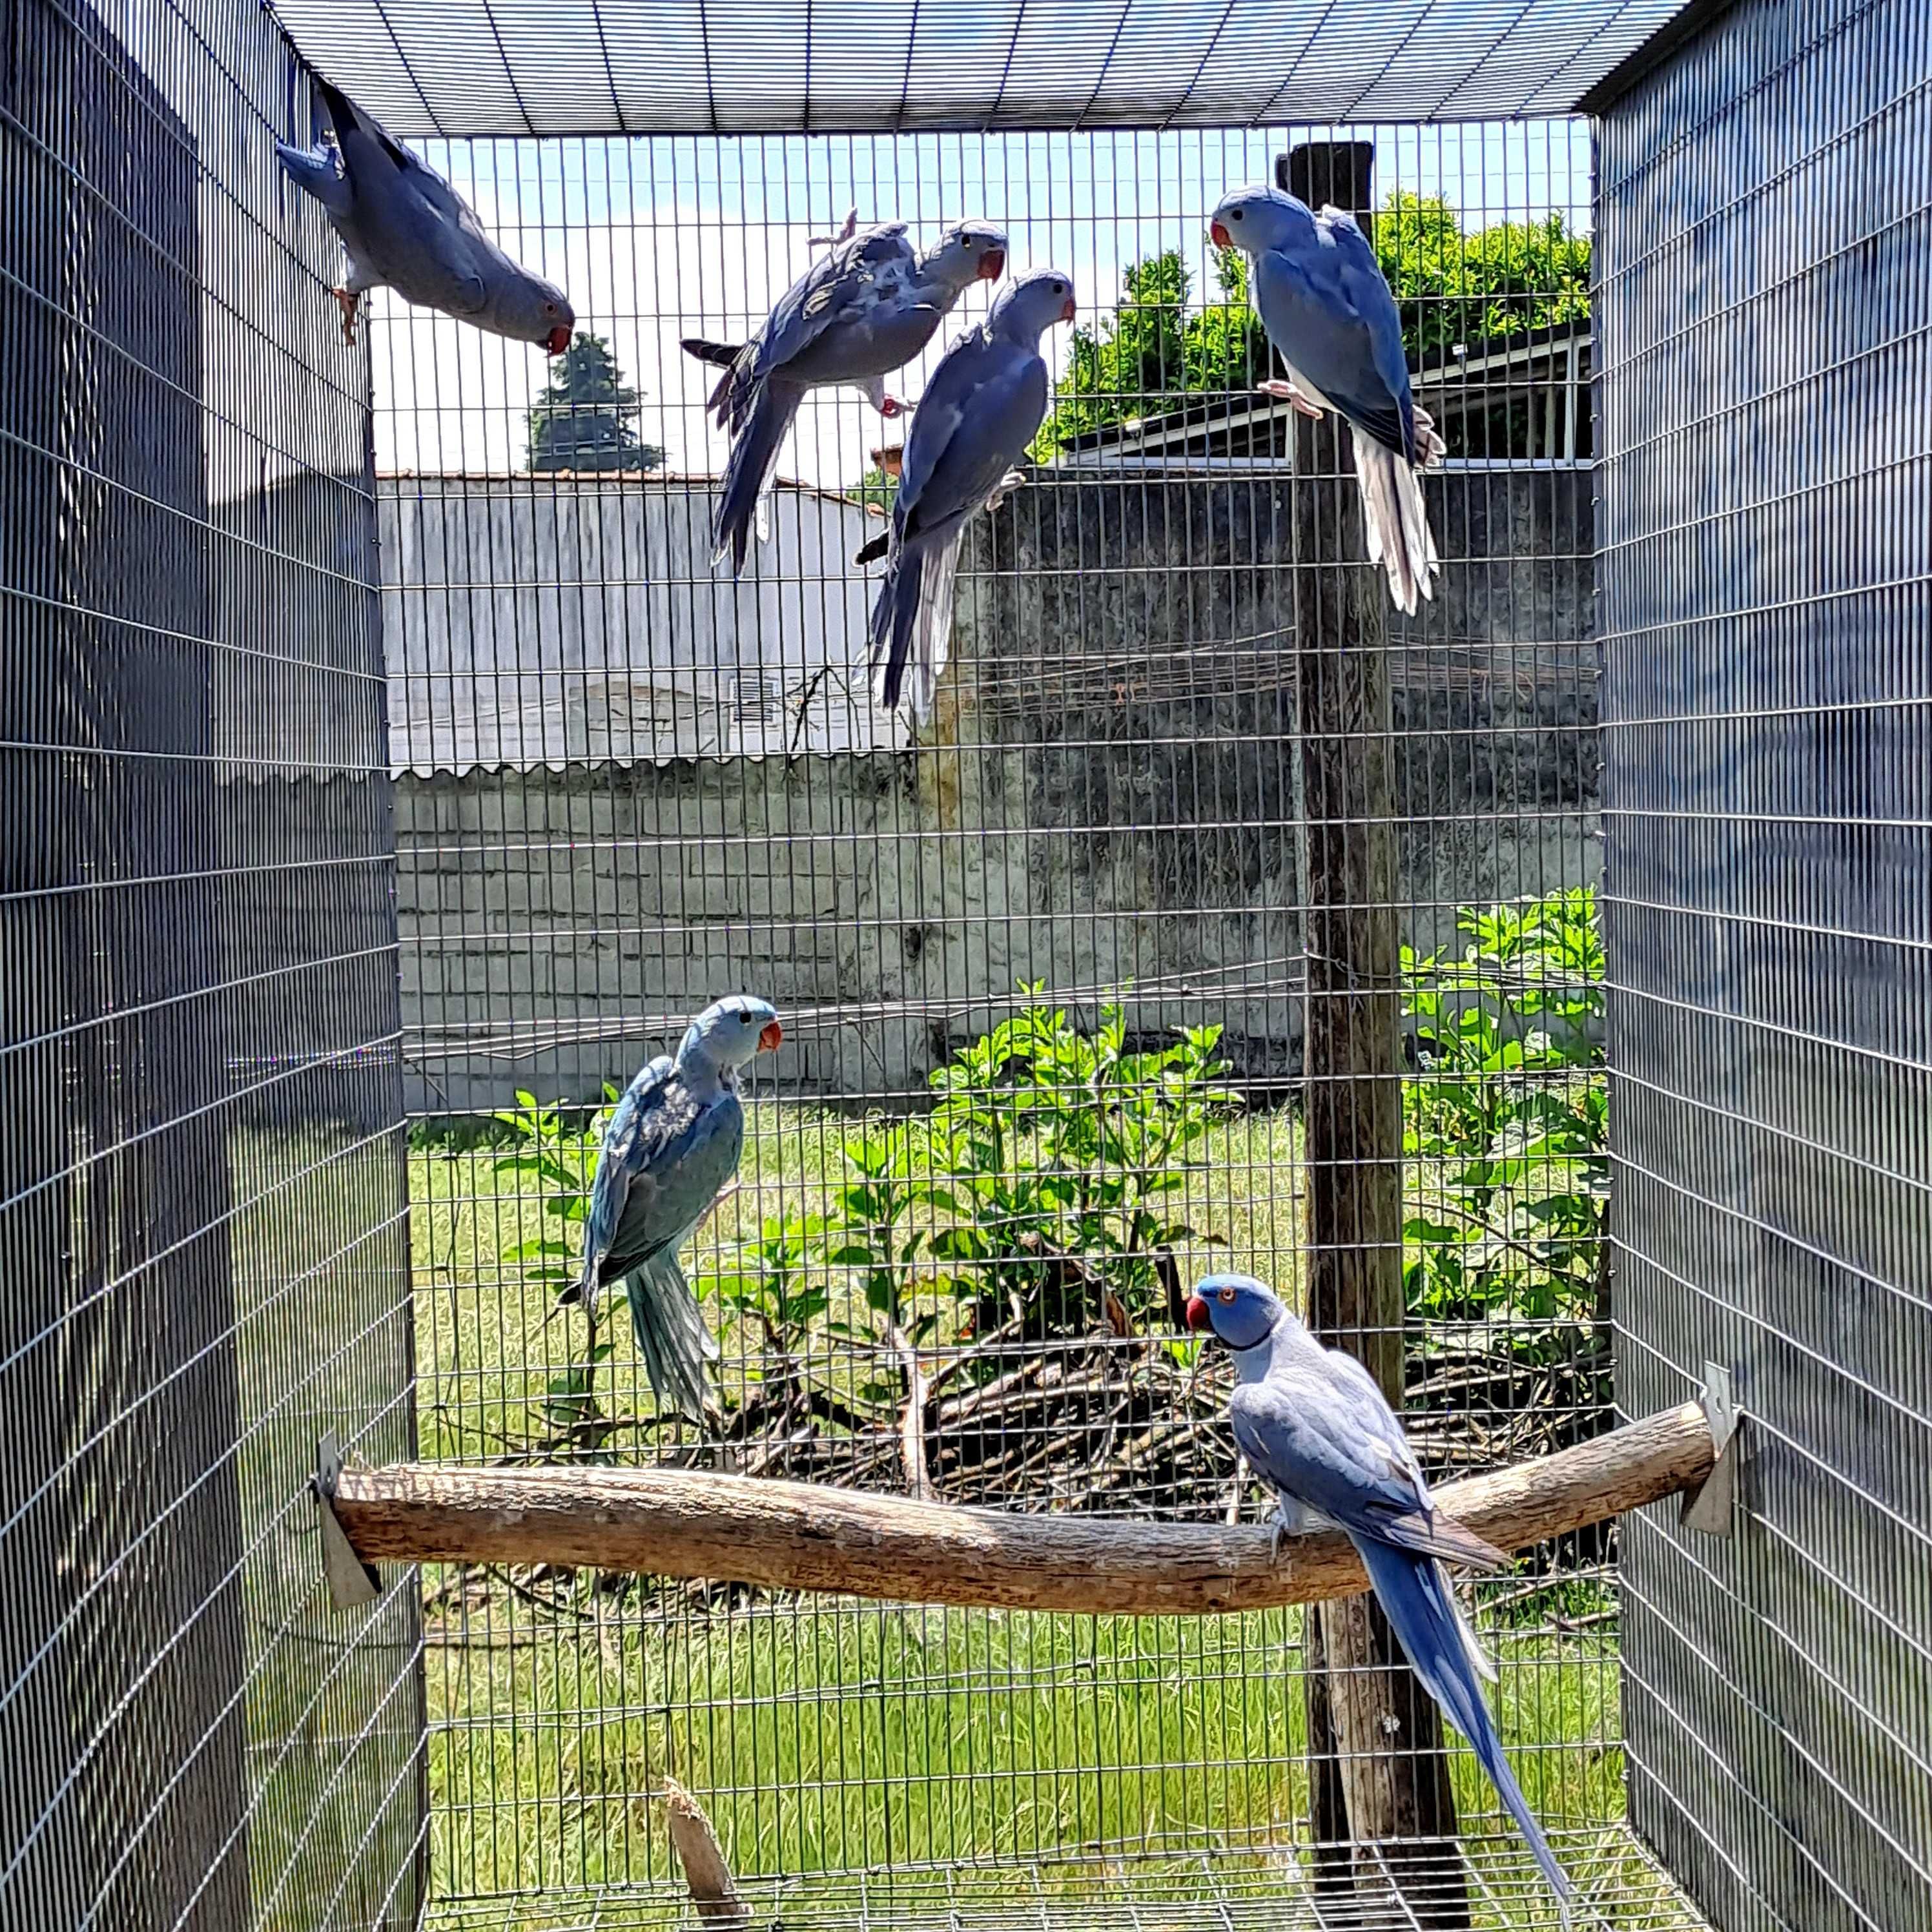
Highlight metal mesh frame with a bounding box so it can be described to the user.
[374,118,1629,1925]
[0,0,420,1924]
[260,0,1698,141]
[1596,1,1932,1927]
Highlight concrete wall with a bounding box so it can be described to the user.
[389,466,1598,1118]
[380,473,905,766]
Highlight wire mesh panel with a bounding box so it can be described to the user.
[1596,2,1932,1928]
[0,0,418,1924]
[365,117,1653,1925]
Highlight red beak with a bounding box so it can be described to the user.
[1185,1294,1211,1333]
[546,325,573,355]
[1060,297,1077,323]
[1209,220,1231,249]
[978,249,1005,281]
[758,1019,784,1052]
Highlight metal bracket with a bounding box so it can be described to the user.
[314,1432,382,1610]
[1680,1362,1743,1538]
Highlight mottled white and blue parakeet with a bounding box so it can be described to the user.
[570,998,783,1413]
[276,76,575,353]
[689,220,1008,575]
[1209,186,1445,615]
[867,269,1076,722]
[1189,1273,1575,1919]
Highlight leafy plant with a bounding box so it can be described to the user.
[1401,889,1607,1339]
[488,997,1237,1445]
[923,991,1235,1335]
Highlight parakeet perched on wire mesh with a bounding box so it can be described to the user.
[276,75,574,353]
[566,998,783,1414]
[686,220,1007,575]
[1209,185,1446,614]
[1188,1273,1575,1922]
[866,269,1076,723]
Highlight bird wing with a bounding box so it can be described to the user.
[750,223,917,385]
[1253,236,1410,460]
[1230,1355,1505,1570]
[1317,205,1418,460]
[892,332,1047,550]
[588,1068,746,1288]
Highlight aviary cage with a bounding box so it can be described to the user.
[4,2,1928,1930]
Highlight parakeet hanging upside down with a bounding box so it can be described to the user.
[277,76,575,353]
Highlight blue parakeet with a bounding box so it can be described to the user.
[276,76,575,352]
[867,269,1076,721]
[1188,1273,1575,1918]
[569,998,783,1413]
[692,221,1008,576]
[1209,186,1446,614]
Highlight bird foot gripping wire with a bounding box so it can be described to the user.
[333,286,360,345]
[984,468,1028,513]
[808,207,858,250]
[1256,377,1324,420]
[1412,402,1447,469]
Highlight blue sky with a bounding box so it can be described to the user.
[369,119,1592,483]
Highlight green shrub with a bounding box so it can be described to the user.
[1400,889,1608,1341]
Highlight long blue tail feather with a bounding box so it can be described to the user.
[1355,1536,1576,1920]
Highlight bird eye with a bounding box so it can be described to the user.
[1231,209,1243,221]
[1052,280,1065,294]
[1217,1284,1237,1304]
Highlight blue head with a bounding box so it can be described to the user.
[922,222,1010,292]
[988,269,1077,345]
[1186,1272,1289,1352]
[1208,184,1320,257]
[679,996,783,1071]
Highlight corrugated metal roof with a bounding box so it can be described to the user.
[265,0,1703,139]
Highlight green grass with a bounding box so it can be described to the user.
[424,1587,1624,1902]
[409,1101,1309,1466]
[407,1099,1631,1909]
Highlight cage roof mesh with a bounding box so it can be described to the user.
[263,0,1700,138]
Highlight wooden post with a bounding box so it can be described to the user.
[1286,140,1470,1926]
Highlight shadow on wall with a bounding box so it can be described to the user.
[387,468,1598,1117]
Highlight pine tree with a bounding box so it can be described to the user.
[526,332,665,474]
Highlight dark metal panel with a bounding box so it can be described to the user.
[0,0,420,1924]
[1597,2,1932,1926]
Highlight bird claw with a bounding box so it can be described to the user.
[879,395,906,420]
[1269,1519,1289,1565]
[984,468,1027,513]
[1412,402,1448,468]
[808,207,859,250]
[333,287,360,346]
[1256,378,1324,420]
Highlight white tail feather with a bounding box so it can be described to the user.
[897,534,963,725]
[1352,430,1439,615]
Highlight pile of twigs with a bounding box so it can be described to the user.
[708,1324,1242,1523]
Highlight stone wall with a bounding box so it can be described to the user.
[391,465,1598,1118]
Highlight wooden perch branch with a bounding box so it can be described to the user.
[331,1400,1711,1616]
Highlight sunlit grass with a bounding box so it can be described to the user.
[422,1581,1625,1902]
[406,1100,1632,1916]
[409,1100,1307,1465]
